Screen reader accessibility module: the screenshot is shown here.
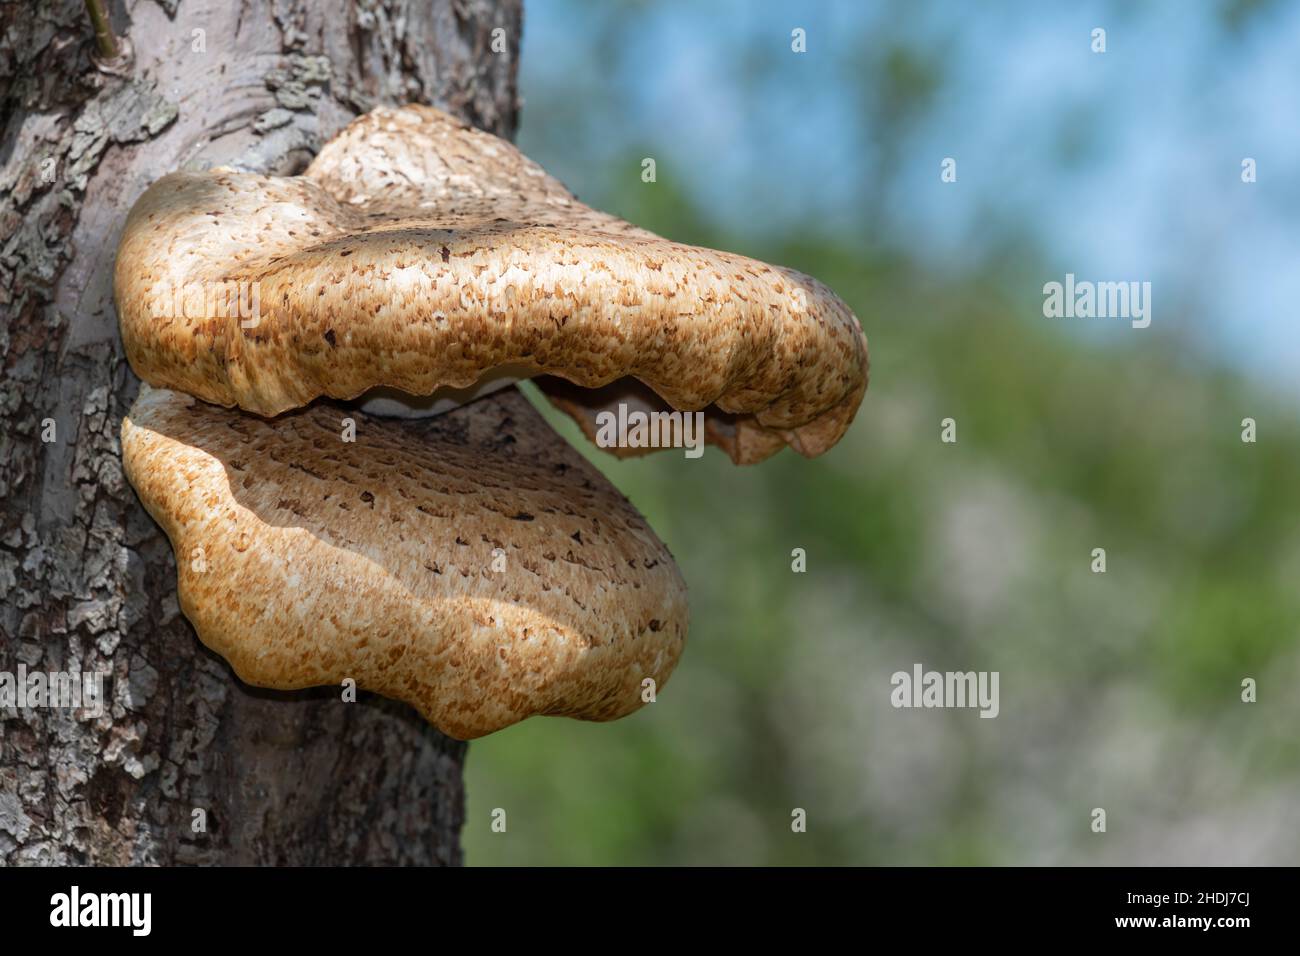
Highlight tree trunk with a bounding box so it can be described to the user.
[0,0,520,865]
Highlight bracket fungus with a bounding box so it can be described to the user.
[116,105,869,738]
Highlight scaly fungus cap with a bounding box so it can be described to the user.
[121,385,686,739]
[114,104,868,464]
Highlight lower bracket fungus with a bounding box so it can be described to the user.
[121,385,686,739]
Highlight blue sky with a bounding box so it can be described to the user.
[516,0,1300,395]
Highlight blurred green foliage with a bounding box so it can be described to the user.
[463,2,1300,865]
[463,166,1299,863]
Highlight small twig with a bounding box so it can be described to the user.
[84,0,119,61]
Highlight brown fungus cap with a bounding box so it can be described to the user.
[114,104,868,464]
[121,384,687,740]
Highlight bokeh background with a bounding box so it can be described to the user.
[464,0,1300,865]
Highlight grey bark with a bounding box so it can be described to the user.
[0,0,521,865]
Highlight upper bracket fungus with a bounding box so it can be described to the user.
[116,105,868,463]
[115,104,868,738]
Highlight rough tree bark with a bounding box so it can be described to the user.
[0,0,520,865]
